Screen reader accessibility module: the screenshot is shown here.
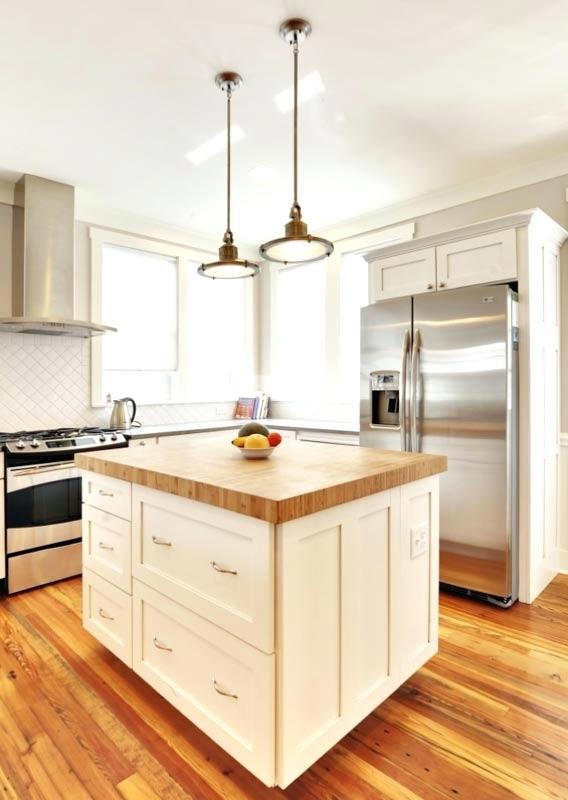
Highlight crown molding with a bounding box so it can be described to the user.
[363,208,568,262]
[317,153,568,243]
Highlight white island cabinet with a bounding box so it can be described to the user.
[77,439,445,788]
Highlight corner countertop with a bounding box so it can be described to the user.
[122,418,359,439]
[75,438,446,524]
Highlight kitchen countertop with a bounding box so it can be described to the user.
[75,438,446,523]
[123,418,359,439]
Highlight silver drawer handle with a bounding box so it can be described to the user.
[210,560,238,576]
[98,608,115,621]
[98,541,114,551]
[153,636,173,652]
[139,441,147,446]
[212,678,238,700]
[98,489,114,497]
[152,536,172,547]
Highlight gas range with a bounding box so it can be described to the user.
[1,426,128,594]
[0,427,128,456]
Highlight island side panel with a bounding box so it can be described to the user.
[276,476,440,789]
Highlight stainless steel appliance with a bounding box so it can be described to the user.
[360,284,519,607]
[0,174,116,337]
[110,397,137,430]
[1,428,127,593]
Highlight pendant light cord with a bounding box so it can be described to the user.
[293,39,299,213]
[225,86,232,242]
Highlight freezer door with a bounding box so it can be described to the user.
[360,299,412,451]
[412,284,517,602]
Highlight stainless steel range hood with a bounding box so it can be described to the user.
[0,174,116,337]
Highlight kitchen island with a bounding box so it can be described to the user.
[75,438,446,788]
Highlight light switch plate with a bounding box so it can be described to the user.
[410,523,428,559]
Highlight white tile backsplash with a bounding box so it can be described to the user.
[0,333,234,432]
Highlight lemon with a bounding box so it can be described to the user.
[244,433,270,449]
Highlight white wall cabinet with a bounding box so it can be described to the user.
[369,247,436,301]
[435,228,517,291]
[369,226,518,302]
[81,469,439,788]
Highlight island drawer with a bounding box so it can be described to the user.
[82,505,132,593]
[82,471,132,520]
[133,580,275,787]
[83,568,132,666]
[132,485,274,652]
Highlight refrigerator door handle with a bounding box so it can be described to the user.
[410,328,421,452]
[400,329,410,451]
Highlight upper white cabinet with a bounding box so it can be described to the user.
[435,229,517,291]
[369,224,518,303]
[370,247,436,301]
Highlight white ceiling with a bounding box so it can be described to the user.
[2,0,568,245]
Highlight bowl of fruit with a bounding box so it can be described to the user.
[232,423,282,459]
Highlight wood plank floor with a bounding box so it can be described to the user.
[0,576,567,800]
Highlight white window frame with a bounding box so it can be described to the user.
[90,227,256,406]
[266,222,415,402]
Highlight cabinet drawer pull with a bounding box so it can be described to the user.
[212,678,238,700]
[427,283,434,290]
[98,541,114,551]
[139,441,146,446]
[98,489,115,498]
[98,608,115,621]
[439,281,447,288]
[152,536,172,547]
[153,636,173,652]
[210,560,238,575]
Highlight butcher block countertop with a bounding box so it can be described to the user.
[75,438,446,524]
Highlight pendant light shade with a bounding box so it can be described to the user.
[259,19,333,266]
[199,72,259,279]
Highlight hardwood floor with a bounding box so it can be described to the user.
[1,576,567,800]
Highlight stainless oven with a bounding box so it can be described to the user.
[2,428,128,593]
[6,459,82,592]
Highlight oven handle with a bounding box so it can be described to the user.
[7,462,80,491]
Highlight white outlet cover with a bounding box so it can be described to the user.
[410,523,428,559]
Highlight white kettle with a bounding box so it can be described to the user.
[110,397,137,430]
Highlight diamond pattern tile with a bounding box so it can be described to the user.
[0,333,235,432]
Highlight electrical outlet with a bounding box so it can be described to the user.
[410,524,428,559]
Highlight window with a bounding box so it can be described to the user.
[270,261,326,399]
[100,244,179,404]
[91,229,255,405]
[185,267,251,400]
[265,222,415,406]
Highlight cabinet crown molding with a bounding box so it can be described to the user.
[365,208,568,262]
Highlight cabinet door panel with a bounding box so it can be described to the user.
[392,477,439,681]
[132,485,274,652]
[133,580,275,786]
[436,229,516,290]
[370,248,436,302]
[83,568,132,666]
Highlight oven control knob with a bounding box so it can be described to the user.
[30,438,40,448]
[99,434,106,442]
[110,433,117,441]
[15,439,26,449]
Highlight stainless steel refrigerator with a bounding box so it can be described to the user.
[360,284,518,607]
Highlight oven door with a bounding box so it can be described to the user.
[6,462,82,554]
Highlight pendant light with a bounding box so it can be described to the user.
[198,72,259,279]
[259,19,333,266]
